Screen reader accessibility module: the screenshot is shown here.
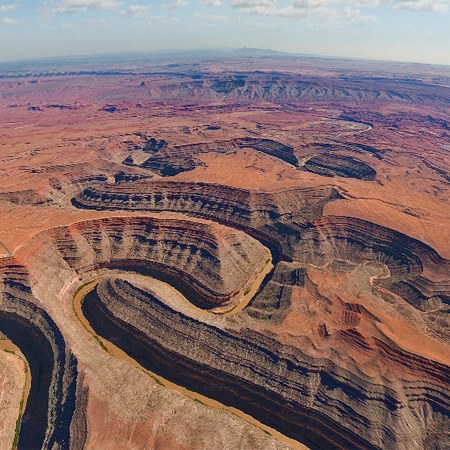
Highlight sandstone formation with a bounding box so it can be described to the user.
[70,184,450,449]
[82,276,449,450]
[302,154,376,181]
[31,216,269,311]
[71,181,449,318]
[137,73,450,105]
[0,53,449,450]
[0,261,81,449]
[125,137,299,176]
[120,135,380,183]
[72,181,342,260]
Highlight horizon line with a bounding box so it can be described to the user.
[0,47,449,70]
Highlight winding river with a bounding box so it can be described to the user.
[73,272,308,450]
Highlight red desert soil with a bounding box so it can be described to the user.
[0,56,449,450]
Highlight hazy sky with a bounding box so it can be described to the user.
[0,0,449,64]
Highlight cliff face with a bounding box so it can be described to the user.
[82,277,368,449]
[72,182,449,316]
[132,137,299,176]
[4,216,288,450]
[143,73,450,105]
[33,216,269,310]
[3,185,449,448]
[72,181,342,261]
[0,261,81,450]
[302,153,376,180]
[65,173,450,449]
[82,277,450,450]
[292,217,450,314]
[119,136,377,181]
[72,181,339,224]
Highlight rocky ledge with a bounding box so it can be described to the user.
[31,216,269,310]
[71,181,342,261]
[72,182,449,316]
[129,137,298,176]
[82,276,450,450]
[302,153,376,181]
[293,217,450,315]
[0,260,83,449]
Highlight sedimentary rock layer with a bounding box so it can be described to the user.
[302,141,384,160]
[303,153,376,181]
[132,137,298,176]
[138,72,450,104]
[245,261,306,323]
[123,134,378,181]
[82,277,450,450]
[35,216,268,310]
[292,217,450,313]
[0,261,80,449]
[72,182,449,314]
[233,138,298,166]
[72,181,342,261]
[3,203,448,449]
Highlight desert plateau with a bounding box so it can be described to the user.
[0,50,449,450]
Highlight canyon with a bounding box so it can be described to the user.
[0,52,449,449]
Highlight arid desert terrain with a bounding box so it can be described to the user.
[0,51,449,449]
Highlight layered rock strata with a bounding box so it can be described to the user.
[3,206,448,448]
[245,261,306,323]
[130,137,298,176]
[35,216,269,310]
[123,135,378,181]
[72,183,449,315]
[302,154,376,181]
[0,260,80,449]
[128,72,450,104]
[71,181,342,261]
[82,276,450,450]
[293,217,450,315]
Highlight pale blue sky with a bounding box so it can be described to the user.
[0,0,449,64]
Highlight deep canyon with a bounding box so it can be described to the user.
[0,52,449,450]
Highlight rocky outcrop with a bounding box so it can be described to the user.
[127,137,298,176]
[303,154,376,181]
[233,137,298,166]
[125,135,378,181]
[36,216,268,310]
[82,276,450,450]
[141,72,450,105]
[141,153,200,176]
[114,171,153,184]
[71,181,342,261]
[291,217,450,314]
[4,68,449,105]
[245,261,306,323]
[71,182,450,314]
[0,260,80,449]
[3,206,448,449]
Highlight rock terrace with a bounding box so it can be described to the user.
[0,54,449,450]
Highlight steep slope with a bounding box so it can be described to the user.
[0,260,81,449]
